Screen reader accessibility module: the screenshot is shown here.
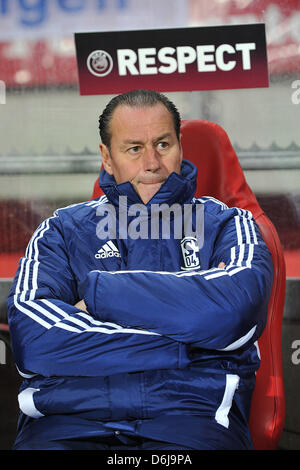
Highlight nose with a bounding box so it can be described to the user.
[142,146,161,172]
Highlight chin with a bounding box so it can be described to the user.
[139,183,163,204]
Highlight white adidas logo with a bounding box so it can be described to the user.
[95,241,121,259]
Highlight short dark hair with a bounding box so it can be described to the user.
[98,89,181,149]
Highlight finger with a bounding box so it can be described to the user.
[74,299,87,311]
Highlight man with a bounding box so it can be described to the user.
[7,89,273,450]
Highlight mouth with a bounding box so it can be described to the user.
[139,182,163,186]
[131,179,166,204]
[138,178,166,185]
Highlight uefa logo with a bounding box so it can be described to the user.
[87,50,113,77]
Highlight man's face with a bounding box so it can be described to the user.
[100,103,183,204]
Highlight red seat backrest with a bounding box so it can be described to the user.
[91,119,286,450]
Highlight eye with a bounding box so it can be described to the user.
[157,141,169,150]
[128,146,141,154]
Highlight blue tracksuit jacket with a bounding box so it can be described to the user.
[6,160,273,450]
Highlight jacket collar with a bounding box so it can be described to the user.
[99,159,197,207]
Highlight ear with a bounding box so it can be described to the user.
[179,133,183,162]
[99,143,113,175]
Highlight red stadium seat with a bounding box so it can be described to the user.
[91,119,286,450]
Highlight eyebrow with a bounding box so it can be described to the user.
[122,133,173,146]
[153,132,172,143]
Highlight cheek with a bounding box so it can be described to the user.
[166,153,182,175]
[113,162,139,184]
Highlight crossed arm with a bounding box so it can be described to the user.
[75,262,226,312]
[7,206,272,377]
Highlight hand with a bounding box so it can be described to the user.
[74,299,88,312]
[218,262,226,269]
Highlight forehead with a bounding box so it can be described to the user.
[109,103,176,143]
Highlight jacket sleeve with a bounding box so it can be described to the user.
[6,211,189,378]
[84,206,273,352]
